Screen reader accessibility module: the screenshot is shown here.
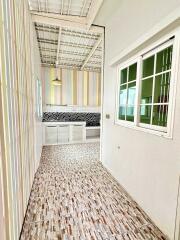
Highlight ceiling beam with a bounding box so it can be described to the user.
[45,0,48,12]
[31,11,104,33]
[86,0,104,29]
[67,0,72,15]
[80,0,87,17]
[31,11,87,29]
[81,36,102,70]
[42,63,101,72]
[37,0,41,11]
[60,0,64,15]
[56,27,62,66]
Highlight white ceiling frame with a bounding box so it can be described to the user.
[31,11,104,33]
[31,11,87,30]
[81,36,102,70]
[61,0,64,15]
[67,0,72,15]
[42,63,101,72]
[80,0,87,17]
[56,27,62,66]
[45,0,48,13]
[86,0,104,29]
[30,0,104,29]
[32,0,104,72]
[28,0,32,10]
[37,0,41,11]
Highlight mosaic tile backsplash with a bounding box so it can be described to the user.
[43,112,101,127]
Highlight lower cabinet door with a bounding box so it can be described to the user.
[45,126,58,144]
[58,125,69,143]
[72,125,84,142]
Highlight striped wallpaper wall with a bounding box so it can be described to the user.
[0,0,42,239]
[42,67,101,107]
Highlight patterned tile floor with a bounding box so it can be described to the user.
[21,143,167,240]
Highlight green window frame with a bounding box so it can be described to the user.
[118,62,137,123]
[139,44,173,129]
[116,38,176,136]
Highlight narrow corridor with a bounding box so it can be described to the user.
[21,143,167,240]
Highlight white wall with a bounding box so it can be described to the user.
[95,0,180,239]
[31,23,43,171]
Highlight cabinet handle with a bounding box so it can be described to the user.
[47,126,57,127]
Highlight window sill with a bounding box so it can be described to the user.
[114,120,173,139]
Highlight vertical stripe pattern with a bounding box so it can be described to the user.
[42,67,101,107]
[83,71,88,106]
[0,0,43,239]
[73,70,77,105]
[50,68,55,105]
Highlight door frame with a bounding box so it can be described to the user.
[98,25,105,163]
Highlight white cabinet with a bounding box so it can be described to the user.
[58,125,69,143]
[71,125,84,142]
[44,122,86,145]
[45,125,58,144]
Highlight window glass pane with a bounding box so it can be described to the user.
[119,84,127,105]
[140,105,151,124]
[142,55,154,78]
[128,63,137,82]
[141,77,153,104]
[127,82,136,105]
[156,46,173,73]
[154,73,170,103]
[121,68,127,84]
[152,105,168,127]
[126,106,134,122]
[119,106,126,120]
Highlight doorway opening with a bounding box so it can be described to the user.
[36,22,105,157]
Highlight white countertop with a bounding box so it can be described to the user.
[43,121,86,126]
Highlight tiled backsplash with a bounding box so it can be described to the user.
[43,112,101,127]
